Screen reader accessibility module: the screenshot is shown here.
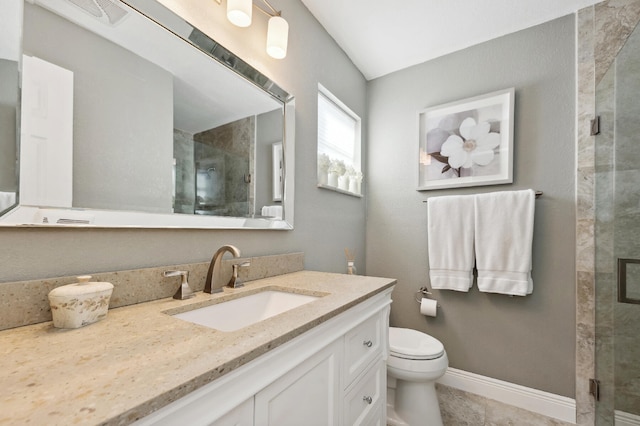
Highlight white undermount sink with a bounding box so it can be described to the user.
[172,290,321,332]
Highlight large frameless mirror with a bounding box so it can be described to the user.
[0,0,294,229]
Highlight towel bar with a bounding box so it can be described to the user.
[422,190,542,203]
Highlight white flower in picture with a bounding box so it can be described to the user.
[440,117,501,169]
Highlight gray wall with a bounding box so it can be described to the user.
[256,109,284,211]
[1,0,367,282]
[366,16,576,397]
[0,59,18,193]
[23,3,174,214]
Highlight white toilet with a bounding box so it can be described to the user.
[387,327,448,426]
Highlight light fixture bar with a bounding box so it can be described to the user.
[223,0,288,59]
[254,0,280,17]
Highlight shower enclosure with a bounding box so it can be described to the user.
[595,17,640,425]
[173,116,255,218]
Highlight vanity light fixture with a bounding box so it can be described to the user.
[227,0,252,27]
[226,0,289,59]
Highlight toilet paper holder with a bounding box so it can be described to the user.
[415,286,440,307]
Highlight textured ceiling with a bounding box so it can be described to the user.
[300,0,600,80]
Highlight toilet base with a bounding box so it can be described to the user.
[387,374,443,426]
[386,403,409,426]
[386,383,409,426]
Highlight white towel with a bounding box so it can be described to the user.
[474,190,535,296]
[0,191,16,212]
[261,205,282,219]
[427,194,475,291]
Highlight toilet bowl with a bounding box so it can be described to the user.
[387,327,448,426]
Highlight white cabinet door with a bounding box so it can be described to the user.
[254,340,341,426]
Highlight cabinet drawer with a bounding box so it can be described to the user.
[344,311,384,387]
[343,359,385,426]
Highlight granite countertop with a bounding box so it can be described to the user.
[0,270,395,425]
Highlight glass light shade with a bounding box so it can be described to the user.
[266,16,288,59]
[227,0,252,27]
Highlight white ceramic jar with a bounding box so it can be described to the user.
[48,275,114,329]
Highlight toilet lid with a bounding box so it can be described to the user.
[389,327,445,360]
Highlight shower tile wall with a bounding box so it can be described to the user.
[576,6,597,424]
[194,116,255,217]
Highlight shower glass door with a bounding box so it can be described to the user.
[595,20,640,425]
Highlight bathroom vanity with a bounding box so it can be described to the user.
[0,271,394,425]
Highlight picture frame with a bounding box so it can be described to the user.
[417,88,514,191]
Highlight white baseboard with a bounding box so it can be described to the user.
[437,368,576,424]
[616,410,640,426]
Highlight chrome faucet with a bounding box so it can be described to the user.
[204,245,242,294]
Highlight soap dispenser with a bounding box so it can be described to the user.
[48,275,114,329]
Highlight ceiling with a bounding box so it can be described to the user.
[300,0,600,80]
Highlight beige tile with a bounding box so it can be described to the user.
[437,384,485,426]
[576,168,595,221]
[576,219,595,273]
[594,0,640,85]
[436,384,574,426]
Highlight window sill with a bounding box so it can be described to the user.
[317,184,363,198]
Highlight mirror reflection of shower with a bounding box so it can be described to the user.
[196,161,226,214]
[173,116,252,217]
[173,109,283,218]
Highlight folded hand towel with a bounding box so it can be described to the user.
[0,191,16,212]
[427,194,475,291]
[261,205,282,219]
[270,205,282,219]
[474,189,535,296]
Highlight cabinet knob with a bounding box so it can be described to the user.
[362,396,373,405]
[363,340,373,348]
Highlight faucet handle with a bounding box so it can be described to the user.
[228,261,251,289]
[163,270,186,278]
[162,270,195,300]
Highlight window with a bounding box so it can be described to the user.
[317,85,362,196]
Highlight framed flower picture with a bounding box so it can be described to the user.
[417,88,514,191]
